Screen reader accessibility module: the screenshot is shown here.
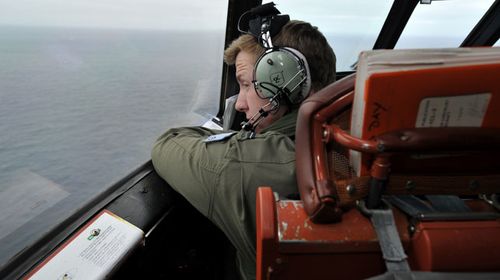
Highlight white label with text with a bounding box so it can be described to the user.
[416,93,491,127]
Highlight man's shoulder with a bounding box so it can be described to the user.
[226,130,296,164]
[233,129,294,144]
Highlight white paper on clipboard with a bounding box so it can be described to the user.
[26,210,144,280]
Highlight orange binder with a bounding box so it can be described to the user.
[350,47,500,176]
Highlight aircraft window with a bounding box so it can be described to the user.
[396,0,495,49]
[265,0,394,71]
[0,0,227,268]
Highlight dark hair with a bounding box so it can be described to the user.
[273,20,336,91]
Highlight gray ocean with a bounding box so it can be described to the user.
[0,25,224,188]
[0,25,225,266]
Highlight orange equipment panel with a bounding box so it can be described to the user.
[256,187,500,280]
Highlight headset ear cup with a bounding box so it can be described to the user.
[283,47,311,103]
[253,52,274,99]
[253,47,311,104]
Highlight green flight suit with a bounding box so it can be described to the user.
[151,111,298,280]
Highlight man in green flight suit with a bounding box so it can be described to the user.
[151,9,336,280]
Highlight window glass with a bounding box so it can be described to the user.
[264,0,394,72]
[396,0,495,49]
[0,0,227,267]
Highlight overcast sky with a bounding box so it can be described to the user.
[0,0,495,35]
[0,0,228,30]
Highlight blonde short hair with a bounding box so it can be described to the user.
[224,34,264,65]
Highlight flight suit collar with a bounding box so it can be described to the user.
[260,109,298,138]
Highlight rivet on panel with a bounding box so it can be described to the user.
[400,135,410,141]
[346,185,356,195]
[405,180,415,191]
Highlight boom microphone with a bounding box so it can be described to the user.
[240,97,279,132]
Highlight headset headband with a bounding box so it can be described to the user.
[237,2,290,47]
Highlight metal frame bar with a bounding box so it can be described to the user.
[372,0,419,49]
[461,0,500,47]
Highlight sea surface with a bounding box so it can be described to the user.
[0,25,224,267]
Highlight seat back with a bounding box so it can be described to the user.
[295,74,355,222]
[295,74,500,223]
[257,71,500,279]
